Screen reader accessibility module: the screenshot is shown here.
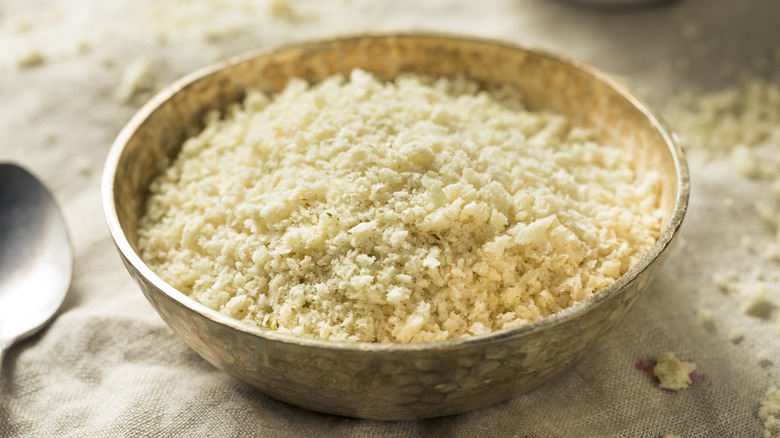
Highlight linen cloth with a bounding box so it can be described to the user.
[1,0,778,436]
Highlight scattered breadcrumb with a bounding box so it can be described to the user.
[737,281,771,315]
[755,201,779,230]
[17,48,45,68]
[757,349,773,366]
[759,387,780,437]
[665,78,780,161]
[696,308,712,325]
[75,38,91,55]
[269,0,304,22]
[770,247,780,262]
[728,326,744,343]
[138,69,663,343]
[0,4,102,69]
[653,352,696,391]
[712,270,738,292]
[136,0,301,44]
[75,156,92,177]
[115,58,154,103]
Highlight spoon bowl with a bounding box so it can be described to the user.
[0,163,72,374]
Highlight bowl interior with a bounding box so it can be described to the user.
[108,35,684,262]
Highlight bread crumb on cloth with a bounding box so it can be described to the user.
[17,47,45,68]
[696,308,712,325]
[665,78,780,161]
[115,57,154,103]
[138,69,663,343]
[760,387,780,438]
[653,352,696,391]
[757,349,773,366]
[728,326,744,343]
[737,281,771,316]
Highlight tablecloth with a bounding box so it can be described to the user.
[1,0,779,436]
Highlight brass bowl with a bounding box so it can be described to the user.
[102,33,688,420]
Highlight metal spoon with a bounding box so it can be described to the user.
[0,163,72,374]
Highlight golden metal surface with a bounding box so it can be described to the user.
[102,33,689,420]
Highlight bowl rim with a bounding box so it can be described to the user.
[102,31,690,353]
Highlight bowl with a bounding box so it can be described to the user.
[102,33,689,420]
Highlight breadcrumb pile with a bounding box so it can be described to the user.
[137,69,662,343]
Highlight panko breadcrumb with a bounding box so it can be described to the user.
[137,69,663,343]
[654,352,696,391]
[760,387,780,437]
